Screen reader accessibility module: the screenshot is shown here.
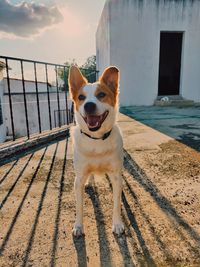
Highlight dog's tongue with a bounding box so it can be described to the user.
[86,115,100,128]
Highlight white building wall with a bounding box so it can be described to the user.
[3,78,57,93]
[97,0,200,106]
[96,1,111,75]
[3,93,72,138]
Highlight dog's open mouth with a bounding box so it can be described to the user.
[83,111,109,131]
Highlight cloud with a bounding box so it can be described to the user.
[0,0,63,38]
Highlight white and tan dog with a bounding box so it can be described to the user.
[69,65,124,236]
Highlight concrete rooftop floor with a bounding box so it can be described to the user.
[0,113,200,266]
[120,106,200,152]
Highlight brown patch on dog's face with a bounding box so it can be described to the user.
[72,86,86,111]
[68,65,87,110]
[95,83,118,107]
[97,66,120,107]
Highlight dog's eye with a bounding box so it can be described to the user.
[78,94,86,101]
[97,92,106,99]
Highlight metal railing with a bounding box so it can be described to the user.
[54,109,73,128]
[0,56,72,141]
[0,56,99,142]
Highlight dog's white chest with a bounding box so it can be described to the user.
[72,125,123,176]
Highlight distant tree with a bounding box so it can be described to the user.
[81,55,96,69]
[58,55,97,91]
[80,55,97,83]
[57,59,76,91]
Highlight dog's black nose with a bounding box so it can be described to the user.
[84,102,96,114]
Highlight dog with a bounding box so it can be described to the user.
[68,65,124,237]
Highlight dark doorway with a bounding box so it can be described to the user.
[158,32,183,96]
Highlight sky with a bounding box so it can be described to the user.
[0,0,106,65]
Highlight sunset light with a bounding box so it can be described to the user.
[0,0,105,64]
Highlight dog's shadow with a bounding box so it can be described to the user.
[85,185,113,267]
[72,185,113,267]
[73,235,88,267]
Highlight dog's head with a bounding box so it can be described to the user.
[68,65,119,135]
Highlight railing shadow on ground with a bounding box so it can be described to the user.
[106,174,157,267]
[122,191,157,267]
[50,139,68,267]
[106,171,199,266]
[22,143,59,267]
[123,150,200,254]
[122,174,176,265]
[0,159,19,185]
[1,138,199,265]
[0,146,48,256]
[0,153,34,210]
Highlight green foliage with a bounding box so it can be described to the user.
[81,55,96,72]
[58,55,97,91]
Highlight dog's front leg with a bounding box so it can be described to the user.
[73,176,87,237]
[109,172,124,236]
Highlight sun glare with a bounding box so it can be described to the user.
[57,8,89,37]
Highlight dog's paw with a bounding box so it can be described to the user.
[112,222,125,236]
[72,224,84,237]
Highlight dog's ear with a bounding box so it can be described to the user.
[100,66,119,93]
[68,65,87,99]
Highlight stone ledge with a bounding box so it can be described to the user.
[0,126,70,165]
[154,99,195,107]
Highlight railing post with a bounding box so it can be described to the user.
[45,64,52,130]
[34,62,41,133]
[55,65,61,127]
[63,110,66,125]
[54,110,57,128]
[96,70,99,81]
[5,58,15,141]
[71,102,74,123]
[20,60,30,139]
[63,66,69,124]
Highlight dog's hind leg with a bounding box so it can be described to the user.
[108,172,124,236]
[72,175,88,237]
